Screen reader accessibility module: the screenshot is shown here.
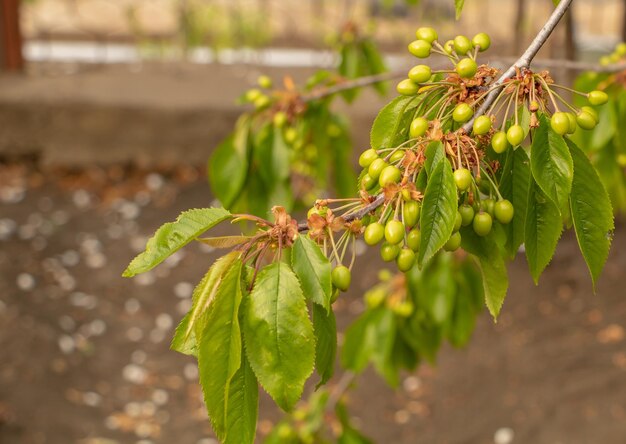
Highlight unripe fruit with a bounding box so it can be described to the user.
[473,212,493,236]
[616,42,626,56]
[473,115,492,135]
[576,111,598,130]
[453,35,472,55]
[391,300,414,317]
[359,149,379,168]
[491,131,510,153]
[408,65,432,83]
[444,232,462,251]
[529,100,540,112]
[459,204,475,226]
[389,150,405,163]
[365,289,386,309]
[456,58,478,78]
[326,124,341,138]
[454,211,462,232]
[415,27,438,43]
[454,168,472,191]
[565,112,577,134]
[408,40,432,58]
[506,125,525,146]
[245,88,262,102]
[410,117,429,138]
[397,79,419,95]
[380,242,401,262]
[481,198,495,216]
[368,158,388,180]
[494,199,514,224]
[254,95,271,109]
[403,201,420,228]
[385,220,405,245]
[550,112,570,135]
[396,248,416,272]
[307,206,328,219]
[588,90,608,105]
[273,111,287,127]
[361,173,377,190]
[472,32,491,51]
[257,75,273,89]
[379,165,402,187]
[364,222,385,245]
[407,229,421,251]
[330,288,339,303]
[581,106,599,122]
[443,40,455,54]
[284,127,298,144]
[453,103,473,123]
[332,266,351,292]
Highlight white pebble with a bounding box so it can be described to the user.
[127,327,144,342]
[174,282,193,298]
[82,391,102,407]
[152,389,169,406]
[146,173,164,190]
[73,190,92,208]
[131,350,148,365]
[176,299,192,315]
[184,363,198,380]
[60,250,80,267]
[58,335,76,354]
[122,364,147,384]
[155,313,173,330]
[125,298,141,314]
[494,427,514,444]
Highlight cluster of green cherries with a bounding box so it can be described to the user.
[599,42,626,66]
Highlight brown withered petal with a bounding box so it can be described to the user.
[308,213,327,230]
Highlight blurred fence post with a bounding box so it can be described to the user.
[623,0,626,42]
[0,0,24,71]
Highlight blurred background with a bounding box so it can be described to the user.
[1,1,626,443]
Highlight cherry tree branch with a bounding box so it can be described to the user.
[462,0,574,132]
[297,0,582,231]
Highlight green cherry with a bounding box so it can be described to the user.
[408,40,432,58]
[364,222,385,245]
[472,32,491,51]
[473,115,492,135]
[550,112,570,135]
[494,199,514,224]
[454,168,472,191]
[415,27,438,43]
[368,158,388,180]
[331,266,351,292]
[491,131,510,153]
[359,149,379,168]
[408,65,432,83]
[588,90,608,105]
[379,165,402,187]
[456,58,478,78]
[444,232,462,251]
[389,150,405,163]
[361,173,377,191]
[396,248,416,272]
[565,112,577,134]
[459,204,475,226]
[581,106,599,122]
[473,212,493,236]
[453,35,472,55]
[410,117,429,138]
[403,201,420,228]
[481,198,495,216]
[453,103,473,123]
[385,219,405,245]
[407,229,421,251]
[257,75,273,89]
[576,111,597,130]
[506,125,525,146]
[381,242,401,262]
[397,79,419,95]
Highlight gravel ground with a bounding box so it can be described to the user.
[1,162,625,444]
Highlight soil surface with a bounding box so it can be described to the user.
[1,164,625,444]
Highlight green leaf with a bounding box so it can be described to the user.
[171,251,241,355]
[525,179,563,284]
[123,207,231,277]
[567,140,614,287]
[361,40,388,96]
[223,353,258,444]
[197,235,252,249]
[418,160,458,266]
[454,0,465,19]
[255,125,292,208]
[209,116,250,208]
[530,114,573,213]
[460,228,509,320]
[197,259,245,441]
[243,262,315,411]
[370,96,418,149]
[292,235,333,311]
[312,304,336,388]
[499,147,531,257]
[424,140,444,175]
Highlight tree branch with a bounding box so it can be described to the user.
[297,0,584,232]
[462,0,574,132]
